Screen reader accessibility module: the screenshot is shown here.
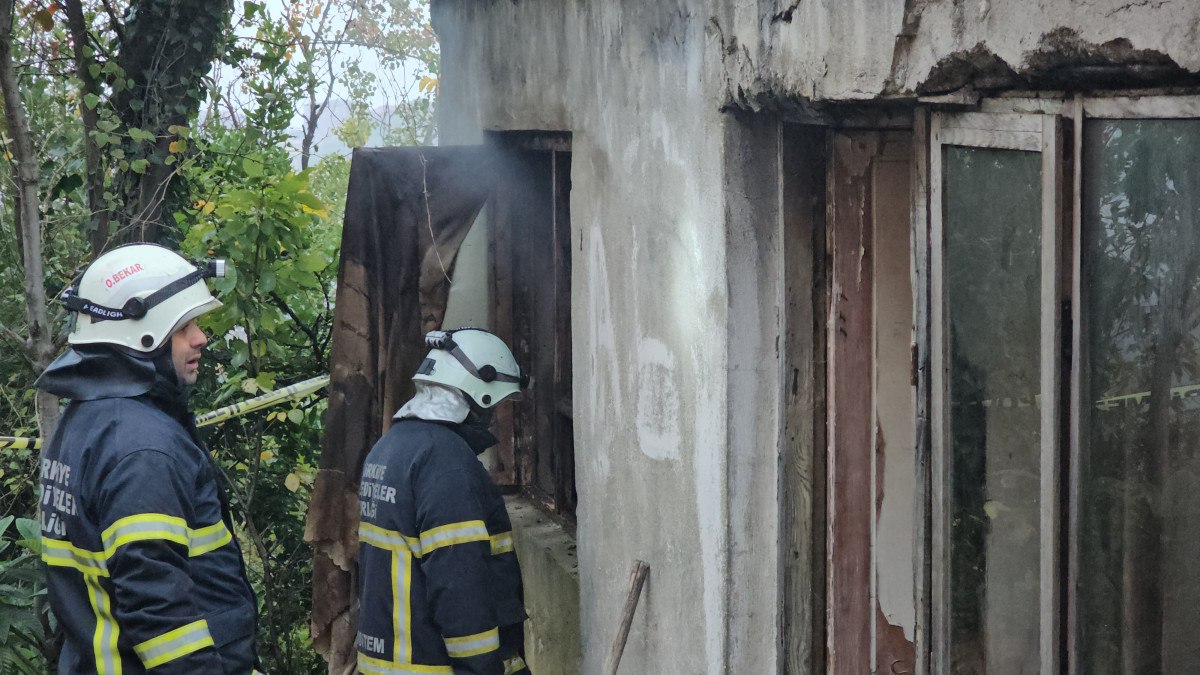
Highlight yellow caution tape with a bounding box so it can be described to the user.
[0,436,40,450]
[2,375,330,451]
[195,375,330,427]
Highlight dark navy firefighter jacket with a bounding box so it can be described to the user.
[357,418,530,675]
[36,346,259,674]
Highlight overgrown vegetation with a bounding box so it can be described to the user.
[0,1,438,671]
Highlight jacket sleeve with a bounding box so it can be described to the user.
[97,449,225,673]
[415,466,504,675]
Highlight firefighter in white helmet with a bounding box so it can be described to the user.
[36,243,261,674]
[356,328,531,674]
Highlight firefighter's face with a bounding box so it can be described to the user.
[171,320,208,386]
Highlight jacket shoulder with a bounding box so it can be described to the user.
[68,397,197,463]
[375,419,476,470]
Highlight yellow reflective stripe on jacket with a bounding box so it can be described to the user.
[444,626,499,659]
[99,515,233,559]
[392,548,413,663]
[133,619,214,668]
[84,573,122,675]
[503,655,528,675]
[360,521,420,553]
[188,521,233,557]
[357,652,452,674]
[42,538,110,576]
[418,520,489,556]
[102,513,189,557]
[489,532,514,555]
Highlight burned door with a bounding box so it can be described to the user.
[825,130,918,674]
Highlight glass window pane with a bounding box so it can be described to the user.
[1080,119,1200,674]
[943,145,1042,674]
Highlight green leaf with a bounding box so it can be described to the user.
[128,127,156,143]
[230,342,249,369]
[255,372,277,391]
[242,155,264,178]
[296,251,326,273]
[83,93,100,110]
[14,519,39,554]
[130,159,149,174]
[259,268,276,293]
[287,409,304,424]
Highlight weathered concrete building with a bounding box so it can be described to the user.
[312,1,1200,673]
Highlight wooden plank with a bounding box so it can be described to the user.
[1067,94,1085,675]
[1039,113,1064,675]
[552,150,576,517]
[490,158,518,487]
[928,111,950,675]
[871,131,917,675]
[980,97,1071,117]
[910,107,934,675]
[526,151,557,502]
[826,130,878,675]
[938,127,1042,152]
[780,123,827,675]
[1083,95,1200,119]
[938,111,1044,133]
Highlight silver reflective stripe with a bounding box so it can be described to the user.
[357,654,453,674]
[42,540,109,576]
[444,627,499,658]
[188,522,231,556]
[84,574,120,675]
[418,521,489,555]
[102,515,189,556]
[360,524,412,551]
[134,620,214,668]
[490,532,514,555]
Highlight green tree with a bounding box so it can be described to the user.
[0,1,439,672]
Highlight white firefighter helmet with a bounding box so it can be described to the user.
[63,243,225,353]
[413,328,527,408]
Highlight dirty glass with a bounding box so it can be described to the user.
[943,145,1042,674]
[1079,119,1200,675]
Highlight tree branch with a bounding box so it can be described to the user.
[268,291,325,365]
[99,0,125,44]
[0,0,61,436]
[64,0,111,255]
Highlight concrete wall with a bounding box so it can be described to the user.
[718,0,1200,106]
[432,2,767,672]
[506,498,583,674]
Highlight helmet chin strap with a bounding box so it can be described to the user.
[61,268,210,323]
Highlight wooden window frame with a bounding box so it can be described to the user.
[928,110,1067,675]
[921,94,1200,674]
[487,131,577,522]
